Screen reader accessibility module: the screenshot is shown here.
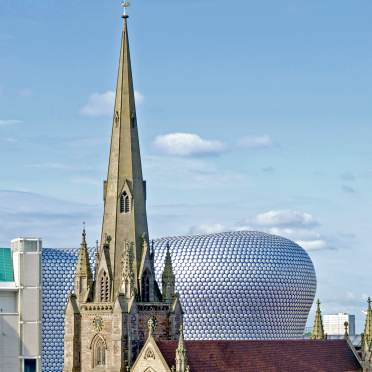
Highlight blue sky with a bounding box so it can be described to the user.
[1,0,372,331]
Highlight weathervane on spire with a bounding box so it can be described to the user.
[121,1,130,17]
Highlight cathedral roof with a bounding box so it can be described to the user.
[157,339,361,372]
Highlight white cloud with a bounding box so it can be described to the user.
[256,210,317,228]
[238,135,273,149]
[189,223,228,235]
[80,90,144,117]
[296,239,329,251]
[153,133,226,157]
[187,209,331,252]
[81,91,114,117]
[134,91,144,105]
[0,120,23,127]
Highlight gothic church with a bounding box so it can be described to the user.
[63,12,183,372]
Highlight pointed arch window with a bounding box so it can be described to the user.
[100,271,110,302]
[91,335,106,368]
[142,270,150,302]
[120,191,130,214]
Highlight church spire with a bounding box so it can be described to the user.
[176,324,189,372]
[162,243,176,302]
[100,12,151,299]
[311,299,325,340]
[363,297,372,352]
[74,226,93,302]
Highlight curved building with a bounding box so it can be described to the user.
[154,231,317,340]
[41,231,316,371]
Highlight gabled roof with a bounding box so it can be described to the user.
[0,247,14,282]
[157,339,362,372]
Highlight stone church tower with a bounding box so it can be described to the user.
[64,12,183,372]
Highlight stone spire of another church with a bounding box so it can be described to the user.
[363,297,372,352]
[176,324,189,372]
[311,299,325,340]
[74,225,93,302]
[162,243,175,302]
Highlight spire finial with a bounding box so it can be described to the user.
[82,221,87,243]
[344,321,349,338]
[121,1,130,18]
[147,316,157,337]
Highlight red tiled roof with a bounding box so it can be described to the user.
[157,339,362,372]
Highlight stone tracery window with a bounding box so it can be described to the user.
[120,191,130,214]
[91,335,106,368]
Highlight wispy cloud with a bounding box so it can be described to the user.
[153,133,226,157]
[25,162,73,170]
[144,156,247,189]
[189,223,227,235]
[255,209,317,228]
[80,90,144,117]
[296,239,328,251]
[262,166,275,173]
[238,135,273,149]
[342,185,357,194]
[188,209,332,252]
[0,190,101,248]
[340,171,356,182]
[0,120,23,127]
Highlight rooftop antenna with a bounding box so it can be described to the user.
[121,1,130,17]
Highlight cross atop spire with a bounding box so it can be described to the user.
[121,1,130,18]
[82,221,87,244]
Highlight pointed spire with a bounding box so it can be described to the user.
[176,324,189,372]
[311,299,325,340]
[74,225,93,301]
[76,225,92,277]
[363,297,372,352]
[162,243,176,302]
[120,242,136,298]
[100,3,150,299]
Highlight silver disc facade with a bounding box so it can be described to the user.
[154,231,317,340]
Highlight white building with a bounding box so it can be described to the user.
[323,313,356,336]
[0,238,42,372]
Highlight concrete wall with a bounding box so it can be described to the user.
[0,313,19,372]
[0,291,17,313]
[11,238,42,372]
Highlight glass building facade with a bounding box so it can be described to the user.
[42,231,316,371]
